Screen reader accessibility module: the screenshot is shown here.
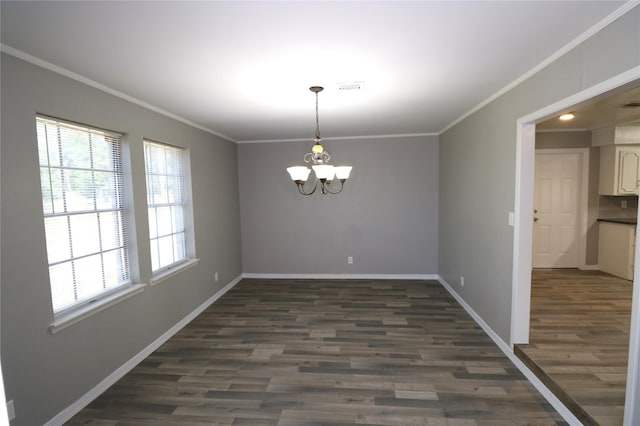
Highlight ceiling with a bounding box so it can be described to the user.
[0,1,633,143]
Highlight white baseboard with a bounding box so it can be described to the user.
[242,273,439,280]
[436,275,581,426]
[44,274,243,426]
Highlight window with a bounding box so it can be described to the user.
[144,140,191,274]
[36,116,130,314]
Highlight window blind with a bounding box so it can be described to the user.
[36,116,130,313]
[144,140,189,273]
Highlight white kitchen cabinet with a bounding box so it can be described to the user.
[592,126,640,146]
[599,145,640,195]
[598,221,635,280]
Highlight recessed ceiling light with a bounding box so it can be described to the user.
[559,112,576,121]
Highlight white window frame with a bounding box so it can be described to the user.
[36,115,143,332]
[143,139,197,283]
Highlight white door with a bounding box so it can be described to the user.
[532,152,581,268]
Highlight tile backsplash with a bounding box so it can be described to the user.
[599,195,638,219]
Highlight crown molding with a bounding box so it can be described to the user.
[439,1,640,135]
[237,132,439,144]
[0,44,236,143]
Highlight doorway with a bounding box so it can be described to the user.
[512,71,640,425]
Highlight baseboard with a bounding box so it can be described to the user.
[242,273,439,280]
[44,273,243,426]
[436,275,582,426]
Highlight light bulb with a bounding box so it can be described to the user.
[312,143,324,154]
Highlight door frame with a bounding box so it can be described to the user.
[533,148,590,270]
[511,65,640,425]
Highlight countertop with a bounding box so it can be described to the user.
[597,218,637,225]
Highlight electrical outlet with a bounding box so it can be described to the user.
[214,272,219,283]
[622,200,628,209]
[460,276,465,287]
[347,256,353,265]
[7,399,15,421]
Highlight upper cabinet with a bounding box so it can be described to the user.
[592,126,640,146]
[599,145,640,195]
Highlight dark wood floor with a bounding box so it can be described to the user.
[68,279,565,425]
[515,269,633,426]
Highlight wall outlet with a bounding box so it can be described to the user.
[460,276,465,287]
[214,272,219,283]
[622,200,628,209]
[7,399,15,421]
[347,256,353,265]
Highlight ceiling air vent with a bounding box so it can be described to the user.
[336,81,364,92]
[622,102,640,108]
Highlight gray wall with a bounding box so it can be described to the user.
[239,136,439,275]
[1,54,243,425]
[535,131,592,149]
[535,131,600,265]
[439,7,640,341]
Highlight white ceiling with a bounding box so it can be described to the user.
[0,1,631,143]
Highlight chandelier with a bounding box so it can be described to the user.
[286,86,352,195]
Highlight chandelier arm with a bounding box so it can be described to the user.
[322,180,345,195]
[296,179,318,196]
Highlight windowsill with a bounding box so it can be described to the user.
[150,258,200,286]
[49,283,146,334]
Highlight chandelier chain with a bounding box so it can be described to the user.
[315,91,321,141]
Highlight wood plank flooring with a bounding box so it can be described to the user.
[67,279,565,425]
[515,269,633,426]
